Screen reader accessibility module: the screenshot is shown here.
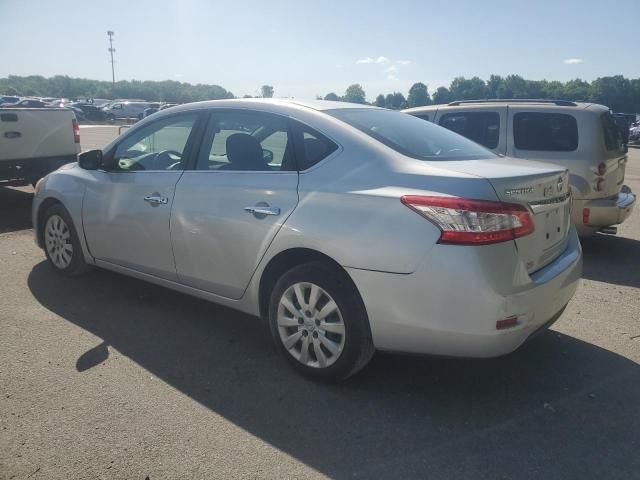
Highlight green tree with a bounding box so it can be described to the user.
[449,76,486,100]
[386,92,406,110]
[375,94,386,107]
[260,85,274,98]
[486,75,503,98]
[343,84,366,104]
[589,76,633,111]
[432,86,452,104]
[562,79,590,101]
[324,92,340,101]
[407,82,430,107]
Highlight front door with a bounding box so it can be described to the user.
[82,112,202,280]
[171,110,299,299]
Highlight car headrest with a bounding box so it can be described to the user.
[226,133,266,170]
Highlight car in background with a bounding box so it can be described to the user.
[160,103,179,111]
[404,99,636,236]
[69,102,108,121]
[0,95,21,104]
[32,99,581,381]
[101,101,150,121]
[143,102,163,117]
[2,98,48,108]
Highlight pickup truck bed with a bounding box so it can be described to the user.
[0,108,80,185]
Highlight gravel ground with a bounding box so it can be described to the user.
[0,144,638,480]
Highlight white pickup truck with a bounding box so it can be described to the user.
[0,108,80,186]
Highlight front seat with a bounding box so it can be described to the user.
[221,133,268,171]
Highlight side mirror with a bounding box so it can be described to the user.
[78,150,103,170]
[262,149,274,164]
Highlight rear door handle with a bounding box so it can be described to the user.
[144,195,168,206]
[244,205,280,216]
[3,131,21,139]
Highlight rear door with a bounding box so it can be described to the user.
[171,109,300,299]
[434,107,507,155]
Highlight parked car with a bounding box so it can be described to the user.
[2,98,48,108]
[101,101,150,121]
[0,106,80,185]
[32,99,582,380]
[69,103,108,121]
[404,100,636,235]
[143,103,163,117]
[0,95,21,104]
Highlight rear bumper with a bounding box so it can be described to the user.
[347,227,582,357]
[573,187,636,231]
[0,155,77,183]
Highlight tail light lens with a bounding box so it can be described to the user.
[401,195,534,245]
[597,162,607,176]
[72,118,80,144]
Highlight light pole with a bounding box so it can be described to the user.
[107,31,116,85]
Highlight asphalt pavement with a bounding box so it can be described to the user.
[0,142,638,479]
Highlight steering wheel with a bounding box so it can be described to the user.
[153,150,183,170]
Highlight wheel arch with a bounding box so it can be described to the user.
[257,248,367,323]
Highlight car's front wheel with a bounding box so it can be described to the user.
[42,204,92,276]
[268,262,374,381]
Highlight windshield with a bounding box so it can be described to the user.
[327,108,496,161]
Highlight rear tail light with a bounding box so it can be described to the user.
[597,162,607,176]
[583,208,590,224]
[496,316,519,330]
[72,118,80,144]
[400,195,534,245]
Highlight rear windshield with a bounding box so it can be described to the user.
[327,108,496,161]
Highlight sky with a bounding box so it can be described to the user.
[1,0,638,100]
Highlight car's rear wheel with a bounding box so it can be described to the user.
[42,204,91,276]
[268,261,374,381]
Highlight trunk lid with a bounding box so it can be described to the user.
[440,157,571,273]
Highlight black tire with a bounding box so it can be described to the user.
[41,204,92,277]
[268,261,374,381]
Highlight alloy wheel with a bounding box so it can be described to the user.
[45,214,73,269]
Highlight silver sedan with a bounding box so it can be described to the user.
[32,99,582,381]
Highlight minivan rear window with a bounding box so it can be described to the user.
[601,112,624,151]
[439,111,500,149]
[327,108,495,161]
[513,112,578,151]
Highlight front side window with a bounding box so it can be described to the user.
[513,112,578,151]
[112,113,198,171]
[197,112,294,171]
[327,108,495,161]
[439,111,500,149]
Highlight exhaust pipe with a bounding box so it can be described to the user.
[599,226,618,235]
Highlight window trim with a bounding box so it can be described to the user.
[513,111,579,152]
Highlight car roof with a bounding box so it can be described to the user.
[158,98,381,114]
[404,100,609,113]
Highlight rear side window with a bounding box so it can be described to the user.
[601,113,624,151]
[439,111,500,149]
[514,112,578,151]
[298,128,338,170]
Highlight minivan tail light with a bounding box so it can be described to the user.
[400,195,534,245]
[72,118,80,144]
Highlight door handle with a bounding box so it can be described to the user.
[244,205,280,216]
[3,131,21,139]
[144,195,168,205]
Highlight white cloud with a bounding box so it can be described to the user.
[397,60,412,65]
[356,55,390,65]
[384,65,397,73]
[563,58,584,64]
[387,73,399,81]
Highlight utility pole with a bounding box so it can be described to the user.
[107,31,116,85]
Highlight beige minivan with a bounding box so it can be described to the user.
[404,100,636,235]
